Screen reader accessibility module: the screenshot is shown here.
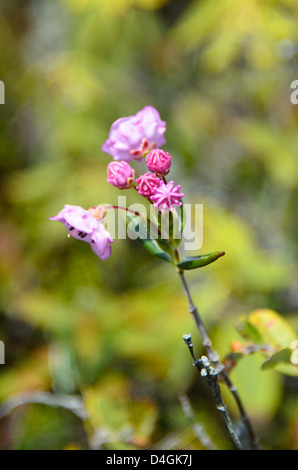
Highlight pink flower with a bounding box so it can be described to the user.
[146,149,171,175]
[101,106,166,162]
[50,204,113,260]
[150,181,184,212]
[107,161,135,189]
[135,172,161,198]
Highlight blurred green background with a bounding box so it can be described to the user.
[0,0,297,450]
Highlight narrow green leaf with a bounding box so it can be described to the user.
[126,213,173,264]
[176,251,225,270]
[156,238,174,258]
[141,238,173,263]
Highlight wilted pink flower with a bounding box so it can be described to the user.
[101,106,166,162]
[107,161,135,189]
[135,172,161,198]
[150,181,184,212]
[50,205,113,260]
[146,149,171,175]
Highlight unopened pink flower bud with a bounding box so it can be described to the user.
[150,181,184,212]
[146,149,171,175]
[107,161,135,189]
[135,172,161,198]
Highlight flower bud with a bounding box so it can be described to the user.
[150,181,184,212]
[135,172,161,198]
[146,149,171,175]
[107,161,135,189]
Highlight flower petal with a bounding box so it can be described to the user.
[90,223,113,260]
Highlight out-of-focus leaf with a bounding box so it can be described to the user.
[10,291,73,334]
[248,309,297,350]
[228,352,283,421]
[212,322,283,420]
[237,317,263,344]
[236,120,298,189]
[261,348,292,371]
[83,374,157,449]
[4,401,87,450]
[237,310,298,376]
[133,0,169,9]
[176,251,225,270]
[201,201,292,292]
[0,348,50,401]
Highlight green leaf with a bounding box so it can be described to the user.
[212,321,283,420]
[261,348,292,371]
[248,309,297,350]
[126,213,173,264]
[237,317,263,344]
[237,310,298,376]
[141,238,173,263]
[155,238,174,258]
[176,251,225,270]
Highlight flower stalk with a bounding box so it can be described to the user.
[183,334,243,450]
[176,253,259,450]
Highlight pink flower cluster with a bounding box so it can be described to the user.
[50,106,184,261]
[104,106,183,213]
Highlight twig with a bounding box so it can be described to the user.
[178,268,259,450]
[183,334,243,450]
[179,393,217,450]
[0,391,87,420]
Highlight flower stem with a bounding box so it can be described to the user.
[183,334,243,450]
[175,250,259,450]
[105,205,141,216]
